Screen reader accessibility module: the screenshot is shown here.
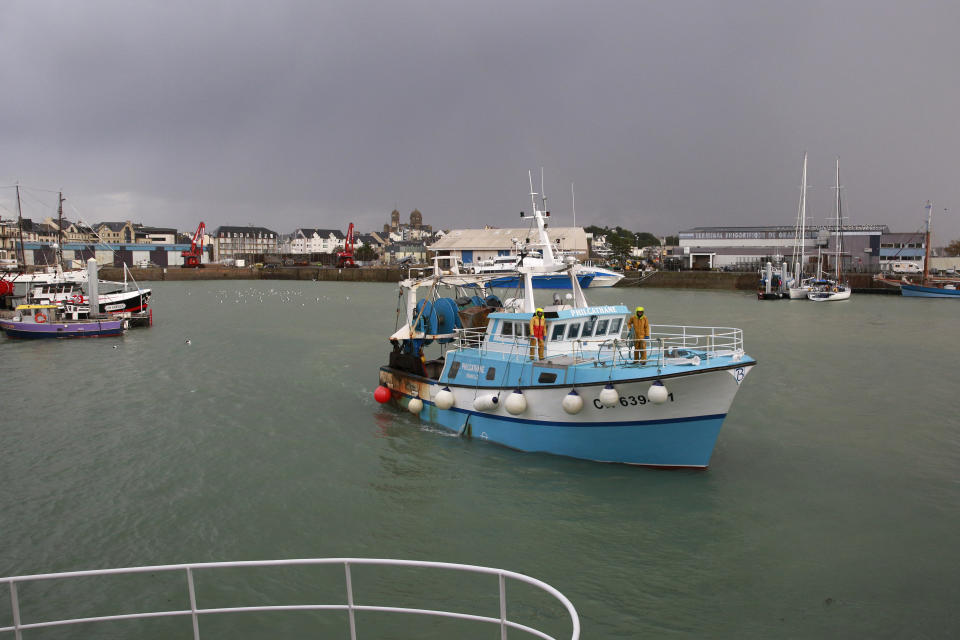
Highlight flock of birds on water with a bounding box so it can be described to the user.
[174,286,353,347]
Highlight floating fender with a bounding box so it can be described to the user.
[374,386,392,404]
[648,381,669,404]
[598,383,619,408]
[433,386,456,410]
[505,389,527,415]
[561,389,584,414]
[473,394,499,412]
[407,397,424,415]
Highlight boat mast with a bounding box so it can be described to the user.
[793,152,808,280]
[834,158,842,283]
[15,183,25,268]
[922,200,933,284]
[526,171,556,265]
[57,191,65,269]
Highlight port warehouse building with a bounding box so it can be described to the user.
[677,225,928,271]
[428,227,589,264]
[16,242,195,267]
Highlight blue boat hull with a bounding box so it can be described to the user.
[420,403,725,467]
[485,273,595,289]
[901,283,960,298]
[378,364,752,468]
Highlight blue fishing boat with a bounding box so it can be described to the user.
[900,282,960,298]
[892,202,960,298]
[375,181,756,468]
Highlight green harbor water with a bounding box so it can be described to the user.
[2,281,958,638]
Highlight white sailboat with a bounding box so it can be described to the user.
[808,158,852,302]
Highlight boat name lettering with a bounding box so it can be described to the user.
[569,306,617,318]
[459,363,482,373]
[592,393,674,409]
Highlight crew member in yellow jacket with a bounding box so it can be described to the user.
[626,306,650,363]
[529,308,546,360]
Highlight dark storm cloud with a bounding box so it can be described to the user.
[2,0,958,240]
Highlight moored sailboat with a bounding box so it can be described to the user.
[808,159,852,301]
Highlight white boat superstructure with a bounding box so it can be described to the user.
[467,172,624,288]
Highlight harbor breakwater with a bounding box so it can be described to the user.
[100,266,899,293]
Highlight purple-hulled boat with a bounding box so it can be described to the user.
[0,304,126,339]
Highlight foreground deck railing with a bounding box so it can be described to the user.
[455,324,744,368]
[0,558,579,640]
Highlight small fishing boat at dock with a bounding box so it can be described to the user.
[0,304,126,339]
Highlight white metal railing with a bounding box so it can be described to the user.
[454,325,744,368]
[0,558,579,640]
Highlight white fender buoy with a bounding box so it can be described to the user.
[407,397,424,414]
[561,389,583,414]
[599,383,619,408]
[648,381,669,404]
[473,394,499,412]
[505,389,527,415]
[434,387,455,410]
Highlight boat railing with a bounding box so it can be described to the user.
[454,325,744,367]
[0,558,580,640]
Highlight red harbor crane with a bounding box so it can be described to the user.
[336,223,359,268]
[181,222,206,268]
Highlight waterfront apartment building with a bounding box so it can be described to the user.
[675,224,929,272]
[429,227,589,265]
[284,228,346,254]
[213,225,279,261]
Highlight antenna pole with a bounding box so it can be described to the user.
[923,200,933,284]
[571,182,576,227]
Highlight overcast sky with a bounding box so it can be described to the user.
[2,0,958,242]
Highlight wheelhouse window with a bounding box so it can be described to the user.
[566,323,581,339]
[501,321,513,336]
[551,324,566,341]
[609,318,622,335]
[516,322,528,338]
[581,317,596,338]
[595,319,609,335]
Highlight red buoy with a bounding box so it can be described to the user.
[374,385,392,404]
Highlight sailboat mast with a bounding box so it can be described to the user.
[793,152,808,280]
[15,184,25,268]
[922,200,933,283]
[834,158,841,283]
[57,191,65,268]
